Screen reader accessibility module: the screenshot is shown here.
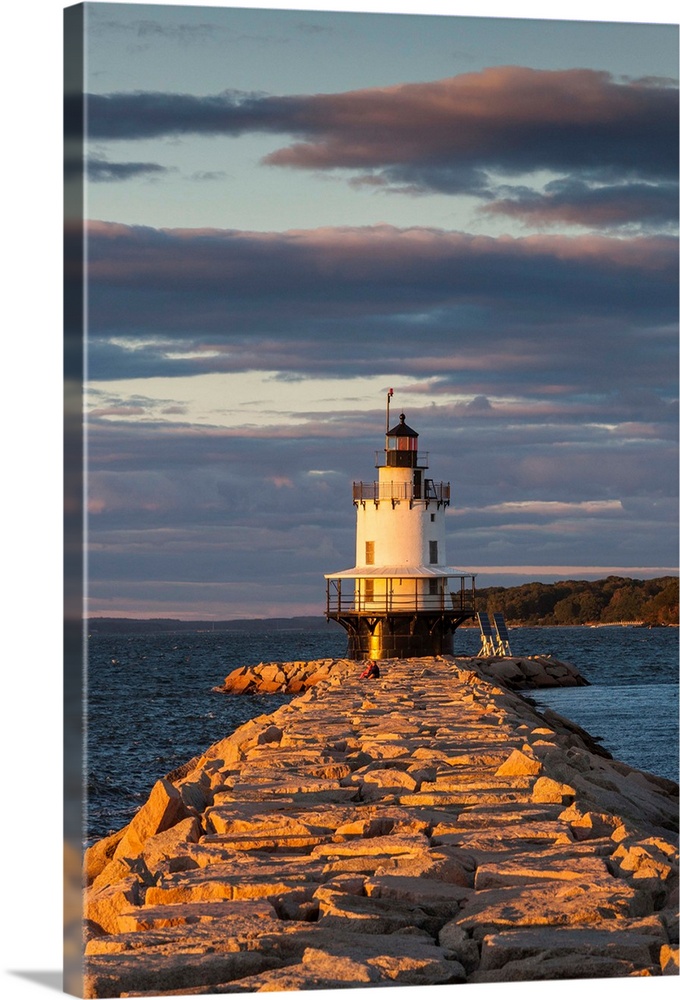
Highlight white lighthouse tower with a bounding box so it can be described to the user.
[325,394,476,659]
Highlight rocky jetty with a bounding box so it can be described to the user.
[216,653,589,695]
[83,656,678,997]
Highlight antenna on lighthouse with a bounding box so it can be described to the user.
[386,387,394,433]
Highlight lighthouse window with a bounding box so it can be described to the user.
[364,579,374,602]
[430,513,436,522]
[388,435,416,451]
[428,578,440,595]
[429,540,438,564]
[365,541,375,565]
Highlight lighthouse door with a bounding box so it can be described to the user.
[413,469,422,499]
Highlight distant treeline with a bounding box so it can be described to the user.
[474,576,678,627]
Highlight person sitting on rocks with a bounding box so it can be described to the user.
[359,659,380,679]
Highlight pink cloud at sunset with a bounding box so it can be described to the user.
[261,68,675,171]
[76,65,677,231]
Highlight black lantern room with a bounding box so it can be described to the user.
[385,413,419,467]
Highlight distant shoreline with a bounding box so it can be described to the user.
[87,615,333,634]
[85,576,679,633]
[86,616,676,635]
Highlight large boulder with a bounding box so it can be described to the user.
[85,875,140,936]
[84,826,128,886]
[139,815,202,876]
[112,778,189,862]
[495,749,542,777]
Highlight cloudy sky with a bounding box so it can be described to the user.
[69,0,678,620]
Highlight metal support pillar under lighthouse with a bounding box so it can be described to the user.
[325,393,477,659]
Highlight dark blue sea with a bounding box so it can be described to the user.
[85,625,678,844]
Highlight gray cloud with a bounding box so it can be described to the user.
[79,221,677,404]
[81,221,677,315]
[482,179,679,230]
[64,156,169,182]
[73,67,678,227]
[87,157,168,182]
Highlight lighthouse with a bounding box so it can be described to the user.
[325,394,476,659]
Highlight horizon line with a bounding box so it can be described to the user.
[85,568,678,621]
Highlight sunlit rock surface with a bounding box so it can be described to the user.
[83,656,678,996]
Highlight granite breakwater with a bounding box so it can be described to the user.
[82,655,678,997]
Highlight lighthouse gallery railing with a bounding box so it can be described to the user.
[353,480,450,504]
[326,575,476,617]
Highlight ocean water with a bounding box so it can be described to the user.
[85,624,678,843]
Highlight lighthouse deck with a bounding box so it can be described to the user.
[325,576,476,616]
